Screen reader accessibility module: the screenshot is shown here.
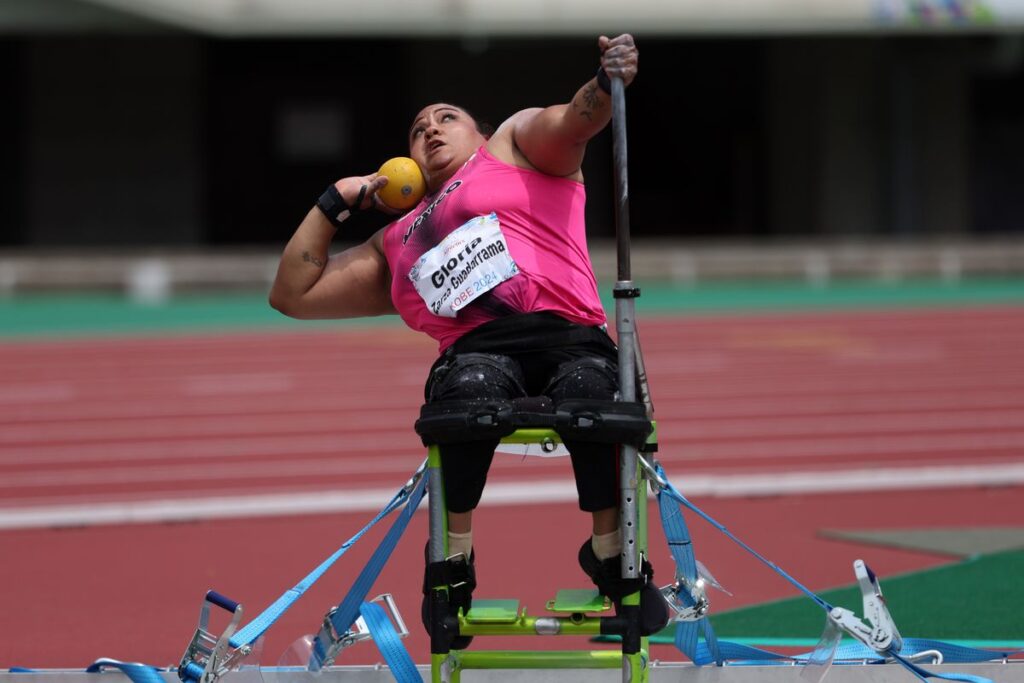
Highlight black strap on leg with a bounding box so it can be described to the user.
[424,554,477,653]
[554,399,652,447]
[424,555,476,593]
[415,396,651,447]
[414,397,558,446]
[414,399,515,446]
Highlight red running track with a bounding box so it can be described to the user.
[1,306,1023,667]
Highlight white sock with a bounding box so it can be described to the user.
[591,529,622,561]
[448,530,473,559]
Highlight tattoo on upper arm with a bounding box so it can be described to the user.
[302,250,325,268]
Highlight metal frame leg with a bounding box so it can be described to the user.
[426,432,650,683]
[427,446,453,676]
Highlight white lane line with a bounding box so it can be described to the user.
[673,431,1024,460]
[2,462,1023,530]
[0,434,421,465]
[647,371,1024,398]
[670,390,1024,419]
[1,455,432,488]
[669,409,1024,440]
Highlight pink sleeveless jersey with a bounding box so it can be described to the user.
[381,145,605,352]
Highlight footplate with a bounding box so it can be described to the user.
[465,599,521,623]
[546,589,610,613]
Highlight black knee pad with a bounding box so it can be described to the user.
[427,352,526,402]
[417,353,529,445]
[545,358,651,447]
[544,356,619,402]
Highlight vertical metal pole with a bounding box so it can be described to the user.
[610,76,639,586]
[611,78,632,285]
[427,445,448,562]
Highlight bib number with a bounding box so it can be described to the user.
[408,212,519,318]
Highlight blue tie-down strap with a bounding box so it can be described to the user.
[86,659,167,683]
[8,662,167,683]
[229,466,424,650]
[674,620,725,666]
[653,463,833,613]
[310,475,428,669]
[895,639,1021,664]
[8,661,168,683]
[657,488,722,665]
[174,462,427,683]
[681,638,1014,682]
[695,640,793,665]
[359,602,423,683]
[647,461,1015,682]
[829,640,1015,682]
[890,652,992,683]
[9,474,426,683]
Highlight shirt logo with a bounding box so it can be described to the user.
[401,180,462,245]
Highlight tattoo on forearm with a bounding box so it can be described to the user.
[302,250,325,268]
[575,82,603,122]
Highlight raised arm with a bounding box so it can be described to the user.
[269,174,397,319]
[505,34,638,178]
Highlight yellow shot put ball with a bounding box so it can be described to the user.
[377,157,426,210]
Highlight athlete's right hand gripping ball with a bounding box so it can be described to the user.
[377,157,426,211]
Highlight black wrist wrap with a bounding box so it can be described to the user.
[316,183,366,227]
[596,67,612,95]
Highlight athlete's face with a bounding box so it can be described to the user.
[409,104,487,191]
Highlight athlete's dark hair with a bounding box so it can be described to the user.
[459,106,495,137]
[412,103,494,138]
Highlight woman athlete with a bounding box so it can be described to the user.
[270,33,667,646]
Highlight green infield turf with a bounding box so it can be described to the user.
[658,549,1024,648]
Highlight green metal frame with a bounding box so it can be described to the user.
[426,428,652,683]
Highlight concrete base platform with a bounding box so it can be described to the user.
[4,662,1022,683]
